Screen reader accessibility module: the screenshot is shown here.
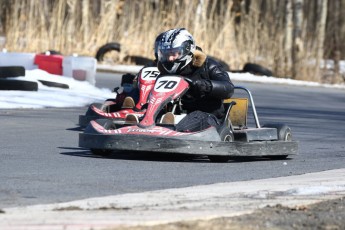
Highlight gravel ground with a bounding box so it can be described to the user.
[116,197,345,230]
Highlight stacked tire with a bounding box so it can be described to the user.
[95,42,273,76]
[0,66,38,91]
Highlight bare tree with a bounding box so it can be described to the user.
[292,0,304,80]
[315,0,327,82]
[330,0,342,83]
[284,0,293,76]
[0,0,345,83]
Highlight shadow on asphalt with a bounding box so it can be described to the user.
[66,126,84,132]
[59,147,206,162]
[58,147,293,163]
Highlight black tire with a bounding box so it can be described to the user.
[0,79,38,91]
[38,80,69,89]
[0,66,25,78]
[80,102,116,127]
[219,127,234,142]
[121,73,136,86]
[40,50,62,55]
[262,123,292,159]
[85,103,104,114]
[89,119,116,156]
[195,46,230,72]
[95,42,121,62]
[263,123,292,141]
[242,63,273,76]
[208,127,233,163]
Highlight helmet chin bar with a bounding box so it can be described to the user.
[164,62,180,74]
[163,55,192,74]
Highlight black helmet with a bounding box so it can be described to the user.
[157,28,195,74]
[154,32,164,60]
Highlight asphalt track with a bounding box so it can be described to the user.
[0,72,344,210]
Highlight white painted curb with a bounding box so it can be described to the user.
[1,168,345,230]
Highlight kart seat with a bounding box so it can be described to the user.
[121,97,135,109]
[223,98,248,128]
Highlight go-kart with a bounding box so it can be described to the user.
[79,75,298,162]
[78,66,160,127]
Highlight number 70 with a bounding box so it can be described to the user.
[156,80,178,89]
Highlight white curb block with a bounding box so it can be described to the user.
[1,168,345,230]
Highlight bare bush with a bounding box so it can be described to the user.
[0,0,343,83]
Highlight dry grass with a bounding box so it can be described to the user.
[0,0,342,83]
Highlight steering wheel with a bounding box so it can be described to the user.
[183,77,193,85]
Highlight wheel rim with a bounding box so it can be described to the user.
[223,134,233,142]
[285,131,292,141]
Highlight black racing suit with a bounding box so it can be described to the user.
[158,57,235,132]
[179,57,234,120]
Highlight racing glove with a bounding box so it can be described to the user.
[189,79,212,98]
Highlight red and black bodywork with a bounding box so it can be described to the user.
[79,75,298,162]
[78,67,159,127]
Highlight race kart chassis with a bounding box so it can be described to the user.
[79,81,298,161]
[79,133,297,157]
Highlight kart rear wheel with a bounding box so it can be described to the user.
[263,123,292,141]
[208,127,233,163]
[219,127,234,142]
[262,123,292,159]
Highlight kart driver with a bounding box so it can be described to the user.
[156,28,235,132]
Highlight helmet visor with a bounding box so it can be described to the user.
[158,46,187,63]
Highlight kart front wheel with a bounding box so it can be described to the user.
[218,127,234,142]
[262,123,292,160]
